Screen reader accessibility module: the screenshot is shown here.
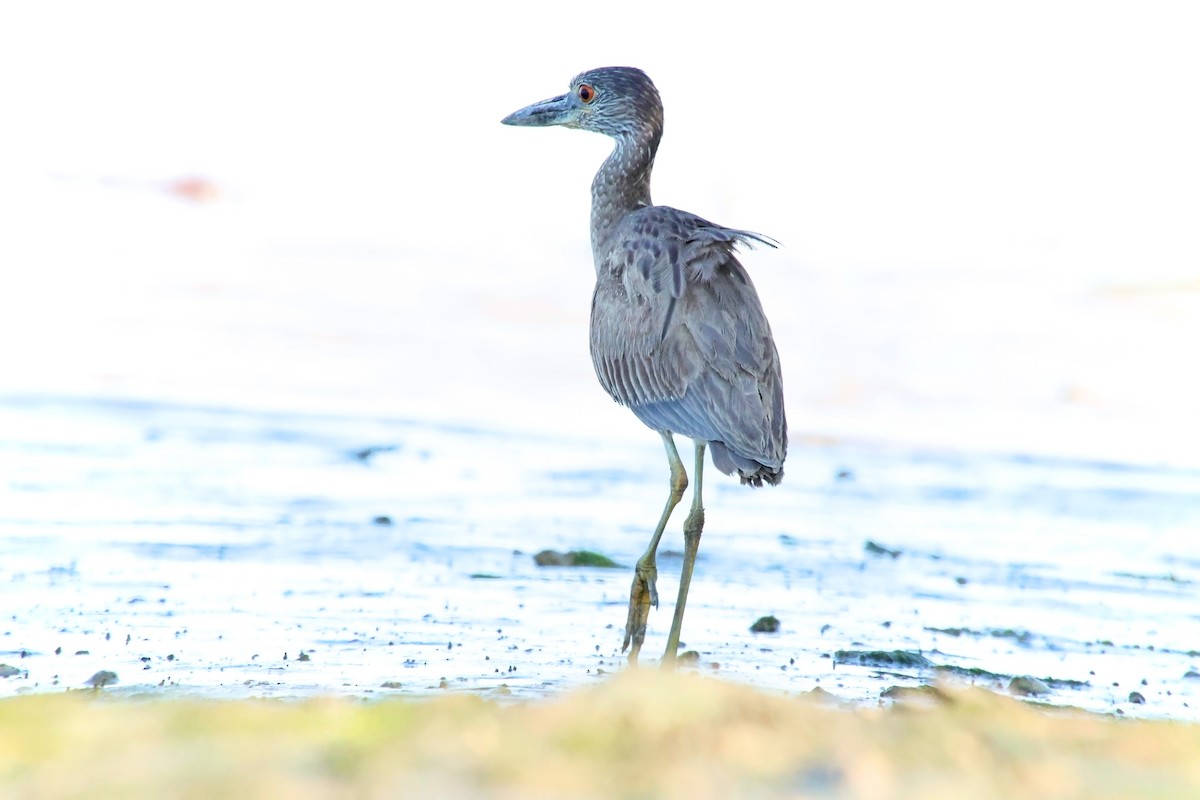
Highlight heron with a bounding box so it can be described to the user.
[502,67,787,667]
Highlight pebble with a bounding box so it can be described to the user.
[750,616,781,633]
[86,670,119,689]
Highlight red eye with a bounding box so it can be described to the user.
[577,83,596,104]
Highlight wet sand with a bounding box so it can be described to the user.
[3,395,1198,717]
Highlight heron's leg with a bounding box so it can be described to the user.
[661,441,706,669]
[623,431,688,665]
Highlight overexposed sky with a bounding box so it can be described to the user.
[1,1,1197,462]
[4,1,1197,274]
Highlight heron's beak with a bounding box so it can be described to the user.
[501,93,577,127]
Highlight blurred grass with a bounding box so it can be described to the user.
[3,670,1199,799]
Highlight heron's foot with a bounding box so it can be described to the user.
[622,560,659,664]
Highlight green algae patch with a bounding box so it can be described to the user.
[864,540,903,558]
[835,650,934,669]
[925,626,1034,644]
[935,664,1090,691]
[533,549,622,568]
[936,664,1011,683]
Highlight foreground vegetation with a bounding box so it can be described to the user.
[2,670,1198,798]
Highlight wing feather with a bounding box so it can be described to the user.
[590,206,787,480]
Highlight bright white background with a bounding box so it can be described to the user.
[1,1,1197,464]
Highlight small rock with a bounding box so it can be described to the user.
[86,670,119,689]
[534,549,572,566]
[0,664,22,678]
[804,686,844,705]
[372,516,393,526]
[298,652,311,662]
[1184,670,1200,679]
[750,615,781,633]
[381,681,402,689]
[677,650,701,665]
[1129,691,1146,704]
[1008,675,1051,696]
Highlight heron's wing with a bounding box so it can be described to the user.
[591,207,786,472]
[612,208,777,337]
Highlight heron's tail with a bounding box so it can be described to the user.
[709,440,784,487]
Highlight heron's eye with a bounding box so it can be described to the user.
[577,84,596,104]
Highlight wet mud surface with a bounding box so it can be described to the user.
[2,395,1199,717]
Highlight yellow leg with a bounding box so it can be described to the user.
[623,431,687,665]
[661,441,705,669]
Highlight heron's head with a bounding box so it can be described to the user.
[501,66,663,141]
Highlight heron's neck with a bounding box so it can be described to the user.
[590,130,660,268]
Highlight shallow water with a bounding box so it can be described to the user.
[2,394,1198,717]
